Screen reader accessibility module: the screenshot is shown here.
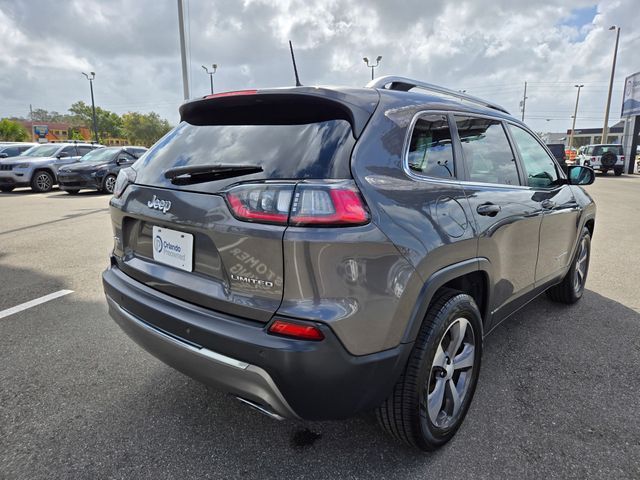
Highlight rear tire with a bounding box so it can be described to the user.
[30,170,54,193]
[547,227,591,304]
[65,189,80,195]
[376,289,482,451]
[0,186,14,192]
[614,168,623,176]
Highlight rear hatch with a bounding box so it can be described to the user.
[113,88,378,323]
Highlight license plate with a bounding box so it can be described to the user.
[152,226,194,272]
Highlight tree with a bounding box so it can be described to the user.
[68,101,124,140]
[0,119,29,141]
[30,108,70,123]
[122,112,172,147]
[68,128,85,141]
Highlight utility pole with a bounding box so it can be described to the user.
[568,84,584,149]
[602,25,620,144]
[82,72,99,143]
[201,64,218,94]
[363,56,382,80]
[177,0,190,101]
[29,104,33,141]
[520,81,528,121]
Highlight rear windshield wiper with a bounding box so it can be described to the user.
[164,164,263,185]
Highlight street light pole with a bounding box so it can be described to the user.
[363,56,382,80]
[201,64,218,94]
[82,71,99,143]
[177,0,190,101]
[568,84,584,149]
[602,25,620,144]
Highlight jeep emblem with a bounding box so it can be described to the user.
[147,195,172,214]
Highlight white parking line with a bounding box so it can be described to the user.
[0,290,74,319]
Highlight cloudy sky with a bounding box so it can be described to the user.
[1,0,639,133]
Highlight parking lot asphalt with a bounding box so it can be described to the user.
[1,178,639,480]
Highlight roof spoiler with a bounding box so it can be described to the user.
[178,88,379,138]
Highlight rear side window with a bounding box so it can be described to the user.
[455,116,520,186]
[509,125,559,188]
[77,146,93,156]
[61,146,77,156]
[133,120,355,192]
[407,114,455,178]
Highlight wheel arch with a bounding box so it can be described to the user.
[401,258,492,344]
[584,217,595,237]
[32,167,57,182]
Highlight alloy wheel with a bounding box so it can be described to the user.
[36,173,52,191]
[426,317,476,429]
[105,175,116,194]
[574,237,588,293]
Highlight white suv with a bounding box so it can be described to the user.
[576,144,625,176]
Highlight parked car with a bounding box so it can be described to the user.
[102,76,596,451]
[575,144,625,175]
[58,146,147,194]
[0,143,37,159]
[0,142,103,192]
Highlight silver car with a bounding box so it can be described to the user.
[0,142,103,192]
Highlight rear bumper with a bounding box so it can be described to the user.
[102,263,412,420]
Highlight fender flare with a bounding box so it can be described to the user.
[401,258,493,344]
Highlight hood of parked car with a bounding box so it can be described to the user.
[6,156,57,165]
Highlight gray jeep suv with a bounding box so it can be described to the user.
[0,142,102,192]
[102,77,596,450]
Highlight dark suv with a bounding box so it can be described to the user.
[57,146,147,194]
[102,77,596,451]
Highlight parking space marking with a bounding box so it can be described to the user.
[0,290,74,319]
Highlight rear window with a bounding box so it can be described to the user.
[133,120,355,192]
[593,145,622,156]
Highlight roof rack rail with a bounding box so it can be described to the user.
[367,75,510,115]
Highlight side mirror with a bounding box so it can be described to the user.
[567,165,595,186]
[0,153,7,158]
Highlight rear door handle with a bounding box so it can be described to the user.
[541,199,556,210]
[476,203,501,217]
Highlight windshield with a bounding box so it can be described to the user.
[21,144,61,157]
[79,148,118,162]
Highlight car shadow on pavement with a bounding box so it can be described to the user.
[46,190,111,198]
[2,261,639,480]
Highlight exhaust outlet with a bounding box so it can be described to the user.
[235,396,285,421]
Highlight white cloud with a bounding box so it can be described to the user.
[0,0,638,133]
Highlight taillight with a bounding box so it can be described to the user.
[621,156,625,161]
[113,167,137,198]
[225,180,369,227]
[591,157,596,161]
[268,319,324,341]
[226,184,293,225]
